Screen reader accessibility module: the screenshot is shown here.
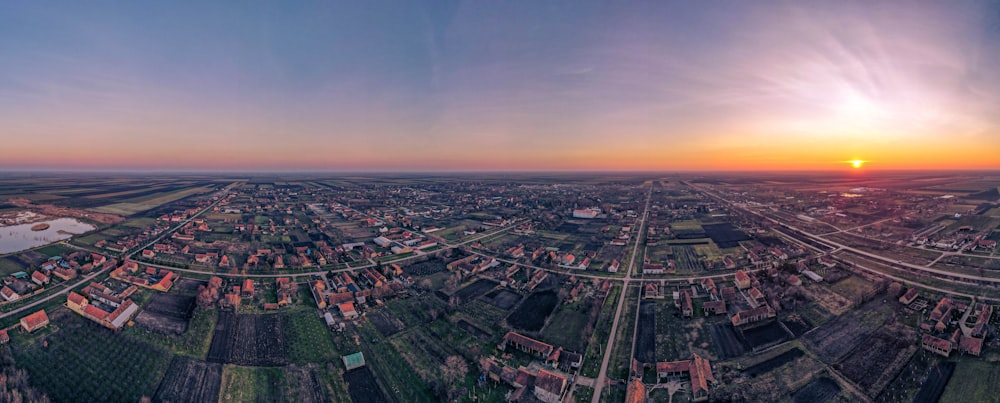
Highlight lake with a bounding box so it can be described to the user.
[0,218,96,254]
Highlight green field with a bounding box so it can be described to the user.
[284,310,339,363]
[541,301,592,352]
[89,186,213,216]
[940,360,1000,403]
[12,312,172,402]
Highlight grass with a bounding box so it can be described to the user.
[581,284,620,378]
[0,257,26,276]
[828,275,874,301]
[939,360,1000,403]
[219,365,284,402]
[89,186,213,216]
[33,243,73,257]
[541,301,592,352]
[284,310,339,363]
[608,285,640,380]
[355,321,437,401]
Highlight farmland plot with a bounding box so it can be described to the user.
[207,311,288,366]
[507,290,558,332]
[135,293,196,335]
[154,356,223,403]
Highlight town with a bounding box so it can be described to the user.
[0,172,996,402]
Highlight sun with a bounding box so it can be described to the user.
[848,159,866,169]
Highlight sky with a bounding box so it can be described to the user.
[1,1,999,171]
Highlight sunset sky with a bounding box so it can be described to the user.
[1,1,998,171]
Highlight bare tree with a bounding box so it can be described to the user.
[440,355,469,385]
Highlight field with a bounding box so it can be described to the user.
[913,362,955,403]
[207,311,288,366]
[89,186,214,216]
[401,259,447,276]
[368,310,406,337]
[540,298,595,352]
[125,306,218,359]
[218,365,330,403]
[827,275,876,302]
[134,292,196,335]
[344,367,389,403]
[793,376,841,403]
[701,223,751,248]
[506,289,558,332]
[834,325,917,396]
[154,356,223,402]
[939,360,1000,403]
[710,323,746,359]
[283,310,340,363]
[12,311,172,402]
[635,301,656,363]
[480,289,522,310]
[725,345,826,401]
[802,300,893,362]
[452,278,498,303]
[739,321,791,351]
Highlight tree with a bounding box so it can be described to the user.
[441,355,468,383]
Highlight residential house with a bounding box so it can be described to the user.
[19,310,49,333]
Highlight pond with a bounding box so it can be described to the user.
[0,217,96,254]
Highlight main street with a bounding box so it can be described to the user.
[592,185,652,403]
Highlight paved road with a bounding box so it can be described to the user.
[693,183,1000,287]
[592,186,651,403]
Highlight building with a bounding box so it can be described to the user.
[625,379,647,403]
[731,306,775,327]
[922,334,953,357]
[572,208,599,219]
[0,329,8,344]
[703,300,726,315]
[241,279,255,298]
[0,286,20,302]
[533,369,567,403]
[734,270,751,289]
[342,352,366,370]
[339,302,358,319]
[499,331,554,358]
[899,288,919,305]
[31,271,49,286]
[20,310,49,333]
[656,353,715,402]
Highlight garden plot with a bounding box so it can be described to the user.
[134,293,196,335]
[402,259,447,276]
[912,362,954,403]
[344,367,389,403]
[369,310,405,337]
[480,289,522,310]
[452,279,498,303]
[154,356,223,403]
[802,301,893,363]
[834,324,917,397]
[635,301,657,363]
[174,278,207,293]
[793,377,841,403]
[710,323,746,359]
[738,321,791,351]
[207,311,288,366]
[506,290,558,332]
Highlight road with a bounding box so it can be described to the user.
[592,186,651,403]
[692,183,1000,289]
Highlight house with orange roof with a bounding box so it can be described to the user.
[19,310,49,333]
[339,302,358,319]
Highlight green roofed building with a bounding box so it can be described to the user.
[343,352,365,371]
